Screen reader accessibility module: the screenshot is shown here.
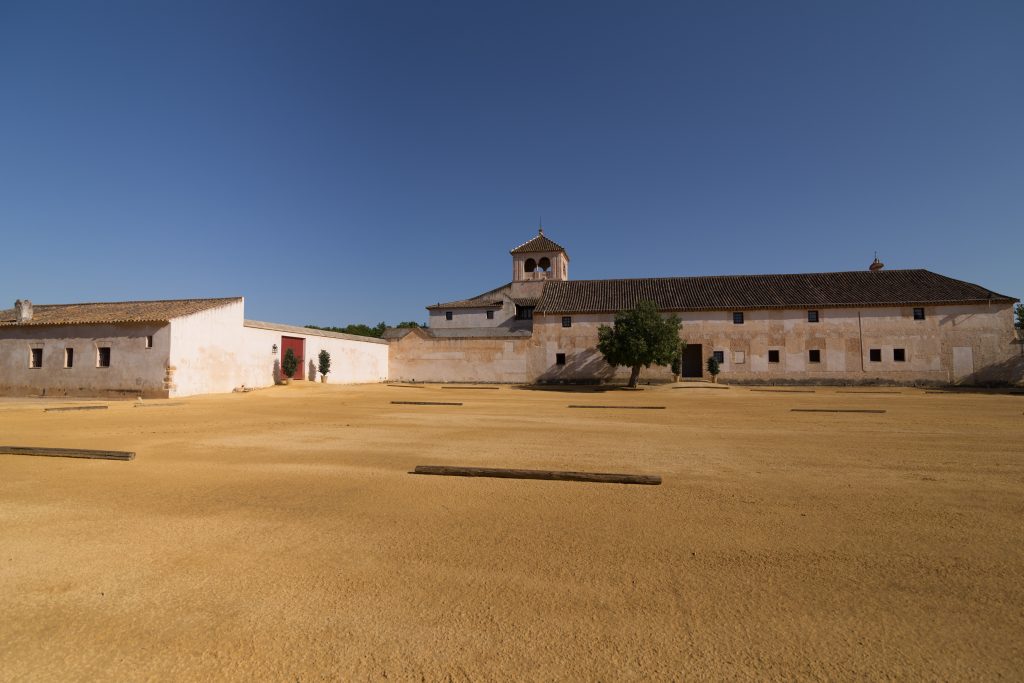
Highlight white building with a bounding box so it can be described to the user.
[0,297,387,398]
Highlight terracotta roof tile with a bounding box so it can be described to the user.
[427,283,511,310]
[536,270,1016,314]
[509,231,568,255]
[0,297,242,327]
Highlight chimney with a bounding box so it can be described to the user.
[15,299,33,323]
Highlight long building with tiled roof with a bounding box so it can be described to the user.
[387,228,1021,385]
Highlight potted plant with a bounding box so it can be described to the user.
[670,341,687,382]
[318,349,331,383]
[706,355,721,384]
[280,348,299,385]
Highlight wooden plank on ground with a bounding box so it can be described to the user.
[751,389,816,393]
[672,385,729,390]
[791,408,886,414]
[43,405,108,412]
[388,384,425,388]
[441,386,500,390]
[0,446,134,461]
[836,390,902,394]
[568,405,666,410]
[413,465,661,485]
[391,401,462,406]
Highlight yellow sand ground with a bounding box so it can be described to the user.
[0,383,1022,681]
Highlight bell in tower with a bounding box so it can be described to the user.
[509,225,570,282]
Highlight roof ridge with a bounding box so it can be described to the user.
[29,296,243,308]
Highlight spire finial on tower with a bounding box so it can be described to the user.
[538,216,543,235]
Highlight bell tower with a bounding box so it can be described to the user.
[510,227,569,282]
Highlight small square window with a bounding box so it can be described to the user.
[145,335,153,348]
[807,310,819,323]
[732,312,744,325]
[562,316,572,328]
[29,348,43,368]
[555,352,566,366]
[486,310,494,320]
[65,348,74,368]
[712,350,724,363]
[768,349,780,363]
[97,347,111,368]
[869,349,881,362]
[894,348,906,362]
[808,349,821,363]
[913,308,925,321]
[445,311,453,321]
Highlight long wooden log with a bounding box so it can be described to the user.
[391,401,462,406]
[750,389,816,393]
[388,384,425,388]
[441,386,500,390]
[43,405,108,412]
[413,465,661,485]
[791,408,886,413]
[672,385,729,390]
[836,390,902,394]
[0,446,134,461]
[568,405,666,410]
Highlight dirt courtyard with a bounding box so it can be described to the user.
[1,383,1021,680]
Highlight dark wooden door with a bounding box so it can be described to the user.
[682,343,703,378]
[281,336,305,380]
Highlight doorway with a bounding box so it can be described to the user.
[681,343,703,378]
[281,336,305,380]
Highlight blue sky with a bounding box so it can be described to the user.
[1,1,1020,326]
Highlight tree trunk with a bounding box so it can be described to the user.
[628,365,642,388]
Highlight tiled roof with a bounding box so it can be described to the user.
[244,320,389,345]
[0,297,242,326]
[427,283,511,310]
[536,270,1016,314]
[512,297,539,307]
[510,230,568,255]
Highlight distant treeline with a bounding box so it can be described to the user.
[305,321,425,338]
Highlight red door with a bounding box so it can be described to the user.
[281,336,305,380]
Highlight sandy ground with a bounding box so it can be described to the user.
[0,382,1022,681]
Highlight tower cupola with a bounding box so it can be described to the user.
[510,226,569,281]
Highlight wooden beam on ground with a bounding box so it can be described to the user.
[388,384,425,388]
[672,385,729,390]
[791,408,886,414]
[391,401,463,406]
[43,405,108,412]
[568,405,666,410]
[836,390,902,394]
[441,386,500,390]
[750,389,816,393]
[412,465,661,485]
[0,446,134,461]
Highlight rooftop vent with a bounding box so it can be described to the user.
[15,299,33,323]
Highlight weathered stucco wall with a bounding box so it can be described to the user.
[237,324,388,388]
[388,329,531,383]
[167,300,247,397]
[0,323,171,397]
[392,303,1021,386]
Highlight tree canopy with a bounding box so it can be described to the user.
[305,321,425,338]
[1016,303,1023,330]
[597,300,681,387]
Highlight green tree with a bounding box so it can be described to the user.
[281,348,299,379]
[1016,303,1024,330]
[597,300,681,388]
[305,322,388,338]
[395,321,426,329]
[670,341,688,377]
[318,349,331,377]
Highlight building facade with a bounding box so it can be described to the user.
[387,230,1022,385]
[0,297,388,398]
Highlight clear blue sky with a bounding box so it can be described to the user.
[1,1,1020,326]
